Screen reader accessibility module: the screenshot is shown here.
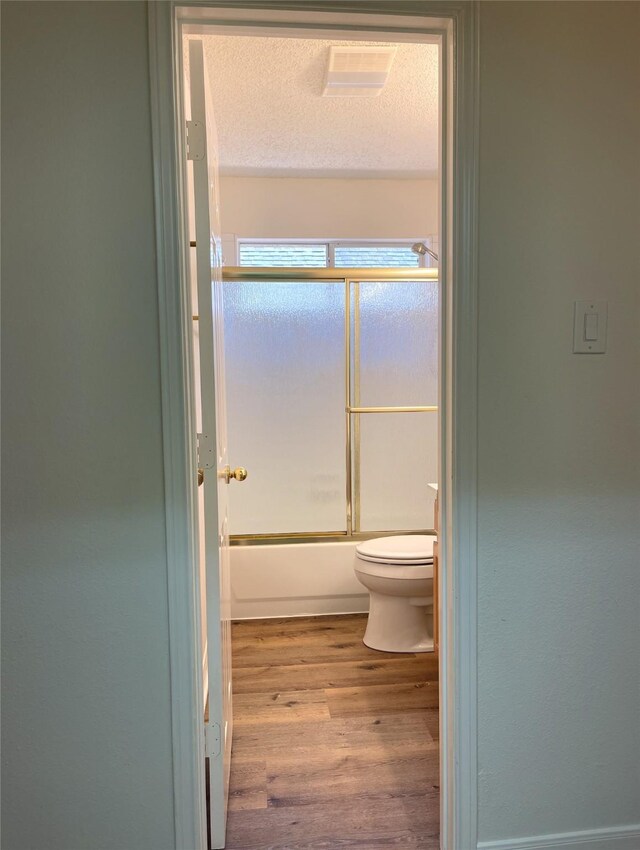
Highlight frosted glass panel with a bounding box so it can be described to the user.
[357,413,437,532]
[354,281,438,408]
[224,281,345,535]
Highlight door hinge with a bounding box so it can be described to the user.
[186,120,205,161]
[205,721,221,758]
[197,432,215,470]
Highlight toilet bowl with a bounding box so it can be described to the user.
[354,535,435,653]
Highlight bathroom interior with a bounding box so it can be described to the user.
[185,27,442,847]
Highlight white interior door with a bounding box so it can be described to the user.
[188,38,234,850]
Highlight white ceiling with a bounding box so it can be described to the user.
[190,35,439,178]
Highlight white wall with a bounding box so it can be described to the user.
[219,174,438,241]
[476,2,640,846]
[1,4,175,849]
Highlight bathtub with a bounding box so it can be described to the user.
[230,541,369,620]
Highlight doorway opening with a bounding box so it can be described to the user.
[184,24,441,847]
[149,3,478,849]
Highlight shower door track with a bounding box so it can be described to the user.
[219,266,439,545]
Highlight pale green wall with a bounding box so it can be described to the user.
[477,1,640,843]
[1,2,175,848]
[2,2,639,849]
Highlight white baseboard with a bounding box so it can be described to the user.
[477,824,640,850]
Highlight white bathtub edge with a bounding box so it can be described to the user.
[230,541,369,620]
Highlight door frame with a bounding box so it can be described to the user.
[148,3,479,848]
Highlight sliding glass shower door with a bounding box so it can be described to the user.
[224,279,346,536]
[222,268,438,539]
[351,280,438,532]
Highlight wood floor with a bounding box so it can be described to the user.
[226,613,440,850]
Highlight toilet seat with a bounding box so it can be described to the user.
[355,535,435,565]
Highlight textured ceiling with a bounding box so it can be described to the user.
[189,35,439,178]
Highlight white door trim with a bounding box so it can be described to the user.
[148,4,479,849]
[148,6,207,849]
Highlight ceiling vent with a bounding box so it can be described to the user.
[323,46,397,97]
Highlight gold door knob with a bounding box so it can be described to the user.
[197,468,204,487]
[219,465,248,484]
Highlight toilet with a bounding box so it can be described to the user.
[354,535,435,653]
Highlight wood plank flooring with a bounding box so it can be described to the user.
[226,614,439,850]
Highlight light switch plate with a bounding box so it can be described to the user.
[573,300,607,353]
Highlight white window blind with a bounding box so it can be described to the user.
[238,241,428,268]
[238,243,328,267]
[333,245,420,267]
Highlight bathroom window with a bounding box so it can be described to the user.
[332,243,420,268]
[238,242,328,267]
[237,240,433,269]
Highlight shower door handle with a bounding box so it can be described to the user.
[219,465,248,484]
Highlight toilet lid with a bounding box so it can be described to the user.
[356,555,432,566]
[356,535,436,563]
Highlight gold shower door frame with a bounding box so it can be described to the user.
[219,266,438,545]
